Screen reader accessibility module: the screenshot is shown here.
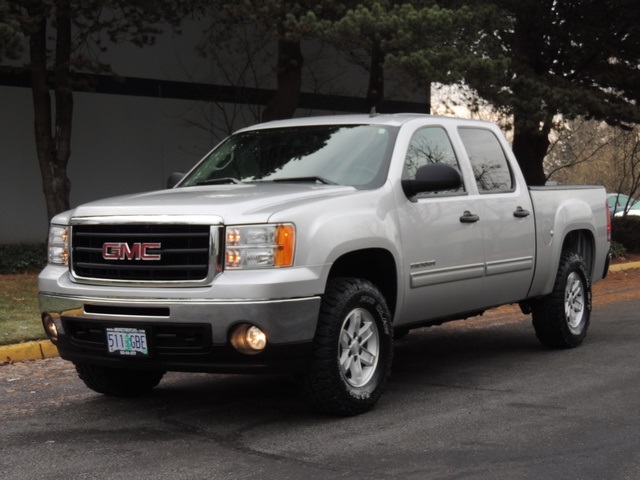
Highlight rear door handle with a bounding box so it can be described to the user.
[513,207,530,218]
[460,211,480,223]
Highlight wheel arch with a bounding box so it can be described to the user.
[327,248,398,319]
[561,229,595,278]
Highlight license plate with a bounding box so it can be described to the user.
[106,327,148,357]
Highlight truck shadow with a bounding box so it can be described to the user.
[42,314,597,453]
[392,317,542,374]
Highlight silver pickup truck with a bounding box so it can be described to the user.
[39,114,610,415]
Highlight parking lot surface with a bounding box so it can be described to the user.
[1,271,640,479]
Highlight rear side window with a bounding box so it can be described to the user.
[458,128,513,193]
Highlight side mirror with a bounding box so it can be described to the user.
[401,163,462,199]
[167,172,185,189]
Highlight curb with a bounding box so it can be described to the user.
[1,261,639,365]
[608,261,640,273]
[0,340,58,364]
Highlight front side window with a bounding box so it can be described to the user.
[180,125,398,189]
[458,128,514,193]
[403,126,464,195]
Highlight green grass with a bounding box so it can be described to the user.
[0,274,45,346]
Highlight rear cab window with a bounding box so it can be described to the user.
[458,128,514,193]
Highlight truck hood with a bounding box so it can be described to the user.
[68,183,357,224]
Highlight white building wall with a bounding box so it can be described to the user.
[0,19,216,243]
[0,19,427,244]
[0,86,221,243]
[0,85,48,243]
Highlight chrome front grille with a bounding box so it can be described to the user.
[71,224,216,283]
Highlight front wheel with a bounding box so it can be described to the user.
[299,278,393,416]
[531,251,592,348]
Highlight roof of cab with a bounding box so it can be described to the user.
[236,113,495,133]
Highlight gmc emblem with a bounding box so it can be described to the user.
[102,242,162,261]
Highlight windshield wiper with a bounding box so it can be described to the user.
[272,176,337,185]
[195,177,242,186]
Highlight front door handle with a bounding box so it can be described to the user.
[514,206,530,218]
[460,211,480,223]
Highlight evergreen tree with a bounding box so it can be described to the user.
[329,0,640,185]
[0,0,21,58]
[469,0,640,184]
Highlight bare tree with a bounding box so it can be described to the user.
[547,119,640,209]
[193,21,272,139]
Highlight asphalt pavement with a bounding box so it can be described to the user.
[1,283,639,479]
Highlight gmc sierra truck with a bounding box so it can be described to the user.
[39,114,610,415]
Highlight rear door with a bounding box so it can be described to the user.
[457,127,536,306]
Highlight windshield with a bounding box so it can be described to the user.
[179,124,399,189]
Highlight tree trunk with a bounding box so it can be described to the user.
[511,111,551,186]
[262,38,303,122]
[367,41,384,112]
[28,0,72,222]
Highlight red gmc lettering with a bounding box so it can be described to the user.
[102,243,161,261]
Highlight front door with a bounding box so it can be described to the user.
[396,126,486,325]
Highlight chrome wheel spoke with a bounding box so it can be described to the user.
[565,272,585,332]
[350,358,364,383]
[339,349,352,369]
[339,308,380,388]
[347,312,359,337]
[340,330,352,349]
[359,324,374,344]
[359,348,376,366]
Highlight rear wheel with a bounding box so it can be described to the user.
[299,277,393,416]
[75,362,164,397]
[532,251,591,348]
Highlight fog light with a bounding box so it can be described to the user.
[42,313,59,341]
[230,324,267,355]
[246,326,267,350]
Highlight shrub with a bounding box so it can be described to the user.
[609,241,627,260]
[611,216,640,253]
[0,243,47,274]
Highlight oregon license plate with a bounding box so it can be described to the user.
[106,327,148,356]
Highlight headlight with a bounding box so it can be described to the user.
[48,225,69,266]
[225,224,295,269]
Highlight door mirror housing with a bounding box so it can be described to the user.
[401,163,462,199]
[167,172,185,189]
